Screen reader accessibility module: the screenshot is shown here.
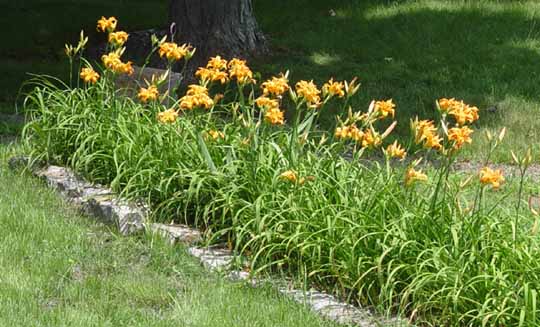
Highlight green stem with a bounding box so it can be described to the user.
[516,166,526,213]
[514,166,527,247]
[430,155,454,215]
[68,58,73,88]
[289,101,303,166]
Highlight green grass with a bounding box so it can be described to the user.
[0,142,341,327]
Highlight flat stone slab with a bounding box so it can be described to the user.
[279,289,406,326]
[279,289,375,326]
[34,165,145,235]
[149,223,202,245]
[36,165,93,199]
[188,247,234,270]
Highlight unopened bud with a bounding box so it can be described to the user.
[498,127,506,143]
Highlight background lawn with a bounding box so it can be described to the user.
[2,0,540,162]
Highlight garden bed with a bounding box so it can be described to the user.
[20,17,540,326]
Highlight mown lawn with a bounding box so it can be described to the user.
[2,0,540,162]
[0,142,341,327]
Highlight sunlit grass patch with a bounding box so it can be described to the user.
[310,52,341,66]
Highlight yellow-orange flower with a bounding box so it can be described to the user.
[479,167,504,190]
[255,96,279,108]
[157,109,178,124]
[180,95,210,110]
[195,67,229,84]
[279,170,298,183]
[97,16,117,33]
[349,126,364,142]
[450,104,479,126]
[101,52,133,75]
[265,107,285,125]
[438,98,479,125]
[424,134,442,150]
[411,118,442,150]
[437,98,460,113]
[228,58,254,84]
[322,78,345,98]
[209,70,228,84]
[334,126,348,139]
[361,129,382,148]
[374,99,395,118]
[335,126,349,140]
[80,67,100,84]
[185,85,207,96]
[448,126,473,149]
[193,56,234,84]
[159,42,192,61]
[261,75,289,97]
[386,141,406,160]
[412,119,435,142]
[207,130,225,140]
[206,56,228,70]
[405,168,428,186]
[195,67,212,82]
[108,31,129,46]
[334,125,363,142]
[179,85,214,110]
[138,85,159,103]
[117,61,134,75]
[295,80,321,106]
[102,52,121,69]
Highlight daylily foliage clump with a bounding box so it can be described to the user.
[23,17,540,326]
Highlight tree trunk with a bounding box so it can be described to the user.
[168,0,267,72]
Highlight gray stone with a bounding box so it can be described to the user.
[82,195,114,222]
[83,196,145,235]
[228,270,250,280]
[111,199,146,235]
[35,165,145,235]
[36,165,90,199]
[188,247,234,270]
[149,223,202,245]
[278,288,395,327]
[81,185,113,199]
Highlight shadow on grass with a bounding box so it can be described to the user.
[0,0,168,106]
[254,0,540,130]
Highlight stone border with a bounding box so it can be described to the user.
[9,158,406,327]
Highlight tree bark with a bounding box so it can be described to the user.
[168,0,267,71]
